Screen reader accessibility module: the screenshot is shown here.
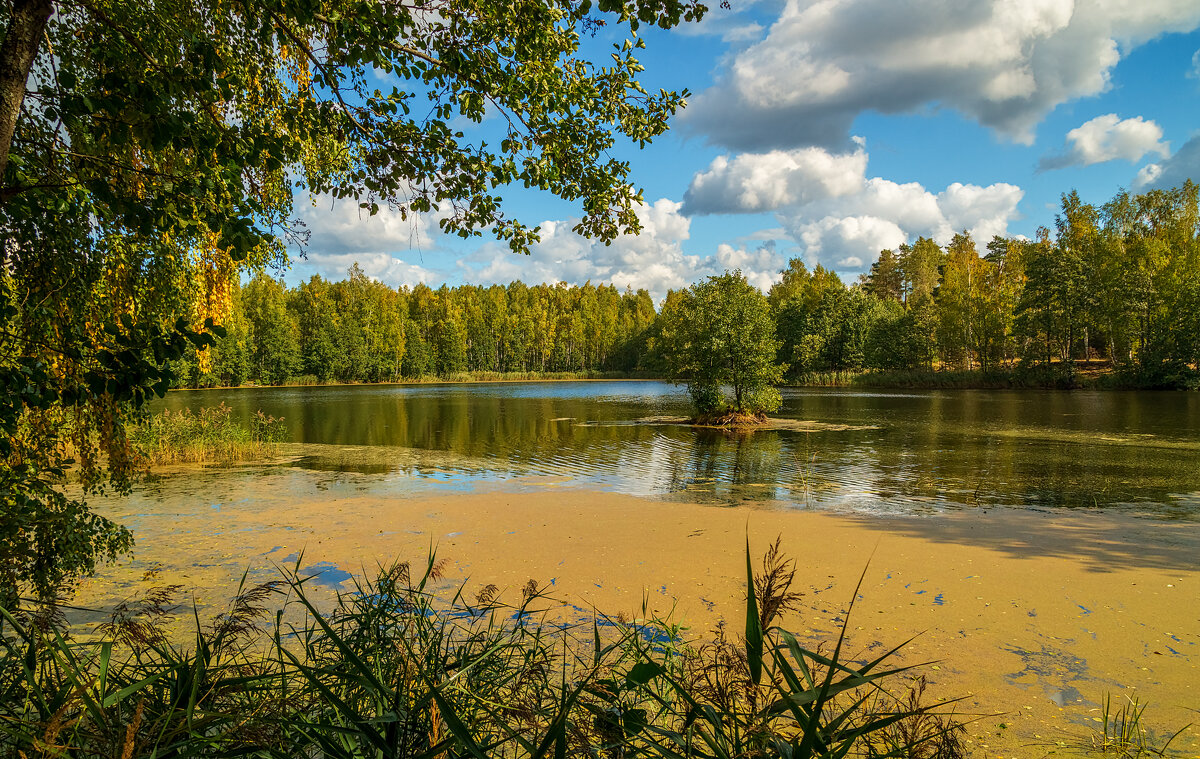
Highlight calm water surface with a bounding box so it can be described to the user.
[156,382,1200,516]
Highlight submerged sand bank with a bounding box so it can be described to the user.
[77,487,1199,757]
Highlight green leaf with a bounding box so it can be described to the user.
[745,535,763,685]
[625,660,665,687]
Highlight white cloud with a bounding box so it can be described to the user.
[742,227,790,241]
[1190,48,1200,79]
[1135,134,1200,189]
[713,241,787,291]
[938,182,1026,241]
[289,193,787,298]
[455,201,788,298]
[288,192,449,287]
[721,23,766,43]
[1040,114,1169,170]
[683,141,867,214]
[295,192,447,255]
[778,179,1023,272]
[682,0,1200,150]
[788,215,908,269]
[674,0,771,43]
[1135,163,1164,187]
[297,252,440,288]
[682,136,1024,274]
[458,199,700,298]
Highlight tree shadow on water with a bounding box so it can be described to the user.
[839,507,1200,573]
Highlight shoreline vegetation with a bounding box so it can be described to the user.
[128,404,286,466]
[168,362,1192,395]
[784,362,1192,390]
[176,369,659,390]
[2,543,975,758]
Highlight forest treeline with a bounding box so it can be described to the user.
[179,268,659,386]
[181,182,1200,389]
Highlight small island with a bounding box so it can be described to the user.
[658,271,789,427]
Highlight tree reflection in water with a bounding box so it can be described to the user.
[157,382,1200,516]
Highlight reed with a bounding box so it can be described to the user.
[1087,693,1190,757]
[128,403,286,466]
[0,542,969,758]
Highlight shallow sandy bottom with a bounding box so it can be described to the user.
[77,484,1199,758]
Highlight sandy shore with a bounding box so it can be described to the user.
[77,486,1200,757]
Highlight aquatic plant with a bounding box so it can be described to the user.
[1086,693,1191,758]
[0,543,967,758]
[128,403,285,466]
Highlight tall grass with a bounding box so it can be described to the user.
[1086,693,1190,757]
[128,403,286,466]
[0,541,968,757]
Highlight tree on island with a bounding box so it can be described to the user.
[664,271,786,421]
[0,0,706,606]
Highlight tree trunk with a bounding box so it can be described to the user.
[0,0,52,185]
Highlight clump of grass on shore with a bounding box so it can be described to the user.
[0,541,969,758]
[129,403,285,465]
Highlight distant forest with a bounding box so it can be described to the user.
[177,182,1200,388]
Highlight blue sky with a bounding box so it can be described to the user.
[288,0,1200,299]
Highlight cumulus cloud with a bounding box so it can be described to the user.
[778,179,1023,272]
[1135,135,1200,189]
[788,215,907,269]
[683,140,867,214]
[683,0,1200,150]
[674,0,770,43]
[456,200,788,298]
[938,182,1026,241]
[458,199,699,298]
[681,132,1025,274]
[1190,49,1200,79]
[1135,163,1164,187]
[296,252,440,287]
[290,192,449,286]
[295,192,448,255]
[288,193,789,297]
[1039,114,1169,170]
[712,240,788,291]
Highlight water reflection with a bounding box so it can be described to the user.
[157,382,1200,516]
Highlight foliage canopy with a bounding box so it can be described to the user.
[663,271,785,418]
[0,0,706,603]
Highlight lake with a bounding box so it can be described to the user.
[76,380,1200,755]
[156,381,1200,516]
